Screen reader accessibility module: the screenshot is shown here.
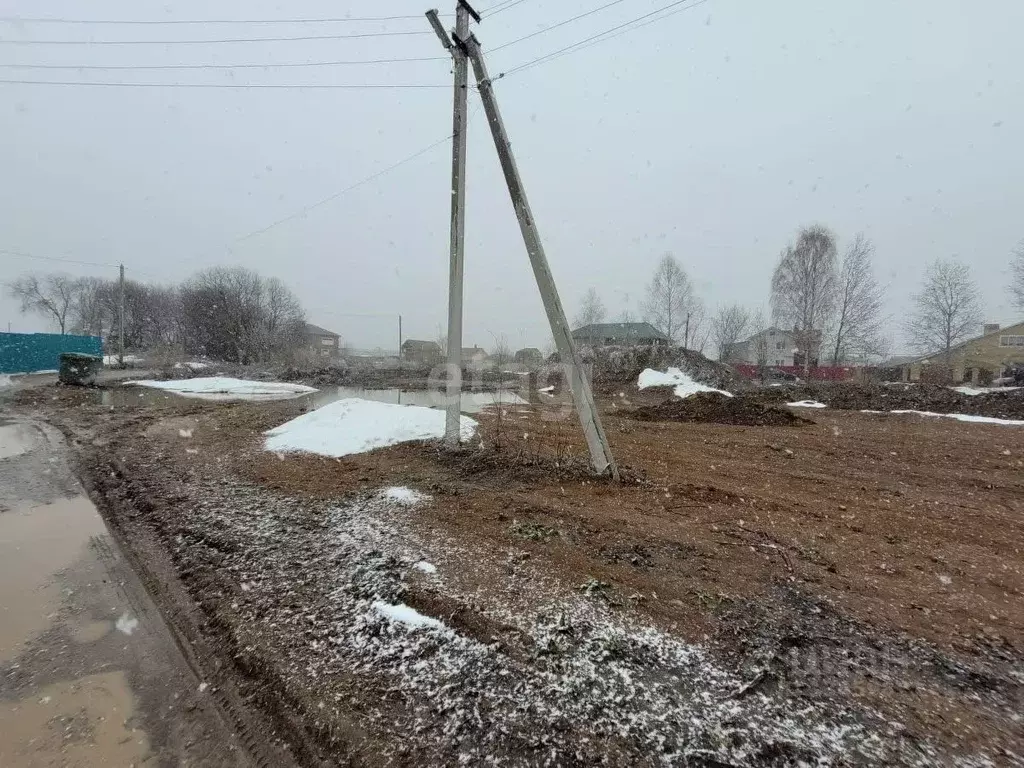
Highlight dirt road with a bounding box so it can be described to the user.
[0,411,250,767]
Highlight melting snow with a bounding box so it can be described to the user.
[103,354,142,365]
[413,561,438,574]
[383,486,430,505]
[128,377,316,402]
[637,367,733,399]
[264,398,477,458]
[372,601,445,630]
[115,612,139,635]
[951,385,1021,396]
[787,400,828,408]
[861,409,1024,426]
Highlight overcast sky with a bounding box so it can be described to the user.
[2,0,1022,353]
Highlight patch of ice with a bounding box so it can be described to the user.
[115,612,139,635]
[264,398,477,458]
[861,409,1024,426]
[413,561,438,575]
[637,367,732,399]
[372,601,445,630]
[787,400,827,408]
[128,377,316,402]
[383,486,430,505]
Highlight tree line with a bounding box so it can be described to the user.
[572,231,1024,368]
[6,266,306,365]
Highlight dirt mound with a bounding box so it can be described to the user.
[627,392,814,427]
[747,382,1024,420]
[546,344,741,391]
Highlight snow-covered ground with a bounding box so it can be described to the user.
[862,409,1024,426]
[637,367,733,399]
[787,400,828,408]
[264,398,477,458]
[951,385,1021,396]
[127,377,316,402]
[103,354,143,365]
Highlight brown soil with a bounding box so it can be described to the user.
[13,383,1024,766]
[747,381,1024,420]
[627,392,814,426]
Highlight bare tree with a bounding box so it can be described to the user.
[771,225,838,372]
[904,258,982,373]
[618,307,636,323]
[1011,241,1024,312]
[6,273,83,334]
[749,309,770,377]
[828,233,886,364]
[574,288,607,329]
[435,322,448,357]
[489,332,511,369]
[642,253,696,343]
[711,304,751,361]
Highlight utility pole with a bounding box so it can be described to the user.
[118,263,125,366]
[426,2,474,446]
[459,33,619,479]
[398,314,403,361]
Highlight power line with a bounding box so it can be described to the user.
[0,14,450,25]
[501,0,710,78]
[0,79,449,89]
[488,0,632,53]
[0,248,119,269]
[483,0,532,17]
[233,134,452,244]
[0,56,448,71]
[0,30,431,45]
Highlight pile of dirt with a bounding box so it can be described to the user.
[627,392,813,427]
[748,382,1024,420]
[546,344,741,391]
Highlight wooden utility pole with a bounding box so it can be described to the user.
[426,2,473,446]
[459,33,619,479]
[118,263,125,366]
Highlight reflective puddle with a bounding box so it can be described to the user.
[0,424,39,461]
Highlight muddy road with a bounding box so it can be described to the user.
[0,406,255,767]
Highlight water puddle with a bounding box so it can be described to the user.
[0,496,105,663]
[0,671,150,767]
[0,424,39,460]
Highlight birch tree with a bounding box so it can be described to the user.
[904,258,981,370]
[1011,241,1024,312]
[770,225,838,372]
[829,233,886,363]
[574,288,607,328]
[642,254,697,344]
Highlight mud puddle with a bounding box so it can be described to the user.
[0,424,39,460]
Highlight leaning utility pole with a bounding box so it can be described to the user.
[458,32,619,479]
[426,2,474,446]
[118,263,125,366]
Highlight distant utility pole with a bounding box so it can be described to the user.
[118,263,125,366]
[398,314,403,361]
[427,2,474,446]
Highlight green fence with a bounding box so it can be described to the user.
[0,332,103,374]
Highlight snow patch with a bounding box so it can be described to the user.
[413,561,438,575]
[861,409,1024,426]
[0,374,11,389]
[637,367,732,399]
[115,612,139,635]
[952,385,1021,396]
[383,486,430,505]
[103,354,142,365]
[787,400,828,408]
[174,361,210,371]
[128,377,316,402]
[264,398,477,458]
[372,601,445,630]
[537,385,555,393]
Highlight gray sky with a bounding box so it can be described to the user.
[2,0,1022,353]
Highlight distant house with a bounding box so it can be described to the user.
[725,327,822,368]
[461,346,488,365]
[571,322,670,347]
[401,339,442,364]
[899,320,1024,384]
[514,347,543,367]
[304,322,341,360]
